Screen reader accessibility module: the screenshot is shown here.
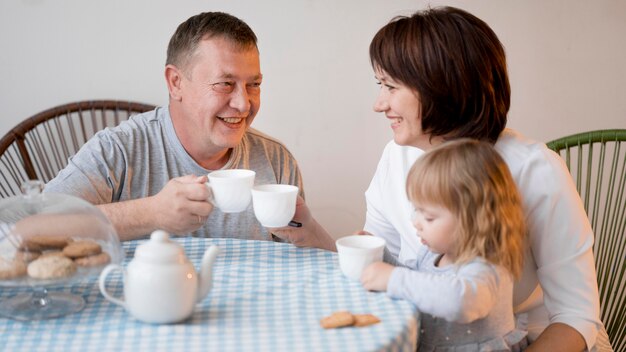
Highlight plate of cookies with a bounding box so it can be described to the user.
[0,180,123,320]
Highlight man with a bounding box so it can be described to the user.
[45,12,303,241]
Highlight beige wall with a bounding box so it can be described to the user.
[1,0,625,237]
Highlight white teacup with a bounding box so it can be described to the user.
[251,184,299,227]
[335,235,386,281]
[206,169,255,213]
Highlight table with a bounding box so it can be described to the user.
[0,237,419,351]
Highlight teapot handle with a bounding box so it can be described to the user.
[98,264,126,308]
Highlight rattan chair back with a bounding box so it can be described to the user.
[0,100,156,198]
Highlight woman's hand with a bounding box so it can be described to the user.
[361,262,395,291]
[269,196,337,251]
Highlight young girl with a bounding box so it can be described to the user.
[361,139,528,351]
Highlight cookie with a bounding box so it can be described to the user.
[0,257,27,279]
[75,252,110,267]
[14,250,42,263]
[320,311,355,329]
[27,256,77,279]
[353,314,381,327]
[62,241,102,258]
[20,235,72,251]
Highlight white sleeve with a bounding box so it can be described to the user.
[520,147,601,348]
[363,143,402,258]
[387,258,500,324]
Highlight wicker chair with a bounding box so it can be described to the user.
[0,100,156,198]
[547,129,626,352]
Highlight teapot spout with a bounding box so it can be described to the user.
[197,245,220,302]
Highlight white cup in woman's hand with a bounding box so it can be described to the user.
[251,184,298,227]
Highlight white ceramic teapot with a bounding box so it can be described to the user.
[98,230,220,324]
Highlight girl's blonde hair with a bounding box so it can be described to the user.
[406,139,526,277]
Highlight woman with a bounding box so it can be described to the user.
[272,6,607,351]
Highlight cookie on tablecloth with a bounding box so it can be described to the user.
[320,311,381,329]
[0,257,27,279]
[62,240,102,258]
[75,252,110,267]
[27,255,76,279]
[353,314,381,327]
[320,311,355,329]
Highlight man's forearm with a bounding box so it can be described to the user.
[97,197,157,241]
[526,323,586,352]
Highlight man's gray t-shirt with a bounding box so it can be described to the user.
[44,106,303,241]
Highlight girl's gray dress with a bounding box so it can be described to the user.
[386,246,528,351]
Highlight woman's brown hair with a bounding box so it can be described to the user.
[370,6,510,143]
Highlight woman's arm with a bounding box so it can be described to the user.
[526,323,586,352]
[509,143,602,349]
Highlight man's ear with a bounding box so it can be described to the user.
[165,64,184,101]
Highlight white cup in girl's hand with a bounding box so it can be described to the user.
[251,184,299,227]
[206,169,255,213]
[336,235,386,280]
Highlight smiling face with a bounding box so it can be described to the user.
[373,68,444,150]
[373,68,422,146]
[412,201,458,258]
[167,36,262,167]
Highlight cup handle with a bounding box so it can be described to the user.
[205,182,216,206]
[98,264,126,308]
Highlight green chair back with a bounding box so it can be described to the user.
[547,129,626,352]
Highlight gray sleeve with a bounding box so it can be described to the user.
[387,259,501,323]
[44,130,127,205]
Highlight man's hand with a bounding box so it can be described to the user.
[149,175,214,235]
[99,175,215,240]
[361,262,395,292]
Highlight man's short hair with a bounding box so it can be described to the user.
[166,12,258,72]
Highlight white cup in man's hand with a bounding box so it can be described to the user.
[336,235,386,280]
[251,184,298,227]
[206,169,255,213]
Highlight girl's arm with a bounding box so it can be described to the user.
[386,259,502,324]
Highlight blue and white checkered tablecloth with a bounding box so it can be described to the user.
[0,237,418,351]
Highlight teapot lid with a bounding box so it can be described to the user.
[135,230,186,263]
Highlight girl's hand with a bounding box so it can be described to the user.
[360,262,395,292]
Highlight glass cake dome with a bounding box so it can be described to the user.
[0,180,123,320]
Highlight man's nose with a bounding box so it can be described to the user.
[229,85,251,113]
